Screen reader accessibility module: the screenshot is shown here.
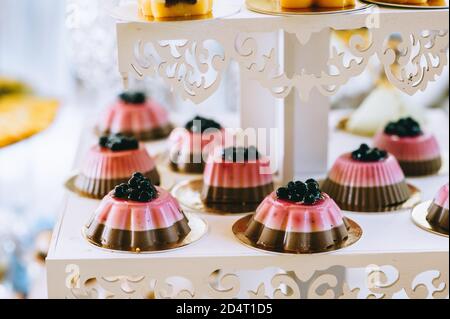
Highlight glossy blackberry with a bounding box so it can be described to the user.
[221,147,261,162]
[384,117,423,137]
[184,115,222,134]
[351,144,388,162]
[113,172,158,202]
[276,179,322,205]
[119,91,147,105]
[98,133,139,152]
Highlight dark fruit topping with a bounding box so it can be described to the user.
[99,133,139,152]
[384,117,423,137]
[165,0,197,7]
[185,115,222,134]
[276,179,322,205]
[351,144,388,162]
[221,146,260,162]
[113,172,158,203]
[119,91,147,105]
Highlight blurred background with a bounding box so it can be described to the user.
[0,0,448,298]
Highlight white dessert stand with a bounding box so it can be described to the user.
[46,1,449,299]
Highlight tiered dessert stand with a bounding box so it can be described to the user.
[47,1,449,299]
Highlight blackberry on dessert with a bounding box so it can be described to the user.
[184,115,222,134]
[276,179,322,205]
[351,144,387,162]
[114,172,158,203]
[222,146,260,162]
[99,133,139,152]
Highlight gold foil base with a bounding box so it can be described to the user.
[319,180,422,213]
[82,213,208,254]
[412,201,449,237]
[233,215,363,255]
[246,0,374,15]
[171,179,267,215]
[361,0,448,9]
[109,2,241,23]
[336,116,375,137]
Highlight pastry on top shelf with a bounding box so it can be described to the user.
[169,115,223,174]
[84,173,191,252]
[426,183,449,234]
[75,134,160,199]
[97,91,172,141]
[138,0,213,19]
[280,0,355,8]
[344,86,425,137]
[321,144,411,212]
[382,0,428,4]
[201,146,274,212]
[374,117,442,176]
[245,179,350,253]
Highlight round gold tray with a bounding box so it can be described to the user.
[171,179,268,215]
[361,0,448,9]
[318,180,422,213]
[82,213,208,254]
[109,2,241,23]
[246,0,374,15]
[411,201,449,237]
[233,214,363,255]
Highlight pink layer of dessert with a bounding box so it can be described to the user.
[203,156,273,188]
[92,189,185,231]
[80,145,156,180]
[99,100,170,133]
[433,184,449,210]
[328,153,405,188]
[374,132,441,161]
[169,128,224,155]
[253,193,346,233]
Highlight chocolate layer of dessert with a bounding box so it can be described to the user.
[75,169,160,199]
[426,203,449,233]
[170,152,205,174]
[399,157,442,177]
[85,216,191,252]
[101,124,173,142]
[245,219,350,253]
[201,183,274,213]
[321,179,411,212]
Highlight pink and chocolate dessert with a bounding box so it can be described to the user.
[98,91,172,141]
[169,116,223,174]
[201,147,274,213]
[426,183,449,234]
[75,134,160,199]
[85,173,191,252]
[322,144,411,212]
[374,117,442,176]
[245,179,350,253]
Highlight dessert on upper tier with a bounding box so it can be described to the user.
[169,116,223,174]
[245,179,350,253]
[321,144,411,212]
[138,0,213,19]
[75,134,160,199]
[426,183,449,234]
[85,173,191,252]
[280,0,355,8]
[201,146,274,212]
[374,117,442,177]
[98,91,172,141]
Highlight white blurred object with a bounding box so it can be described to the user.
[346,85,426,136]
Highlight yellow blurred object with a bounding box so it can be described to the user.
[0,77,31,97]
[0,95,59,148]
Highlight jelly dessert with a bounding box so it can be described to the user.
[374,117,442,176]
[97,91,172,141]
[322,144,411,212]
[426,183,449,233]
[85,173,191,252]
[75,134,160,199]
[245,179,350,253]
[201,147,274,212]
[138,0,213,19]
[169,115,223,174]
